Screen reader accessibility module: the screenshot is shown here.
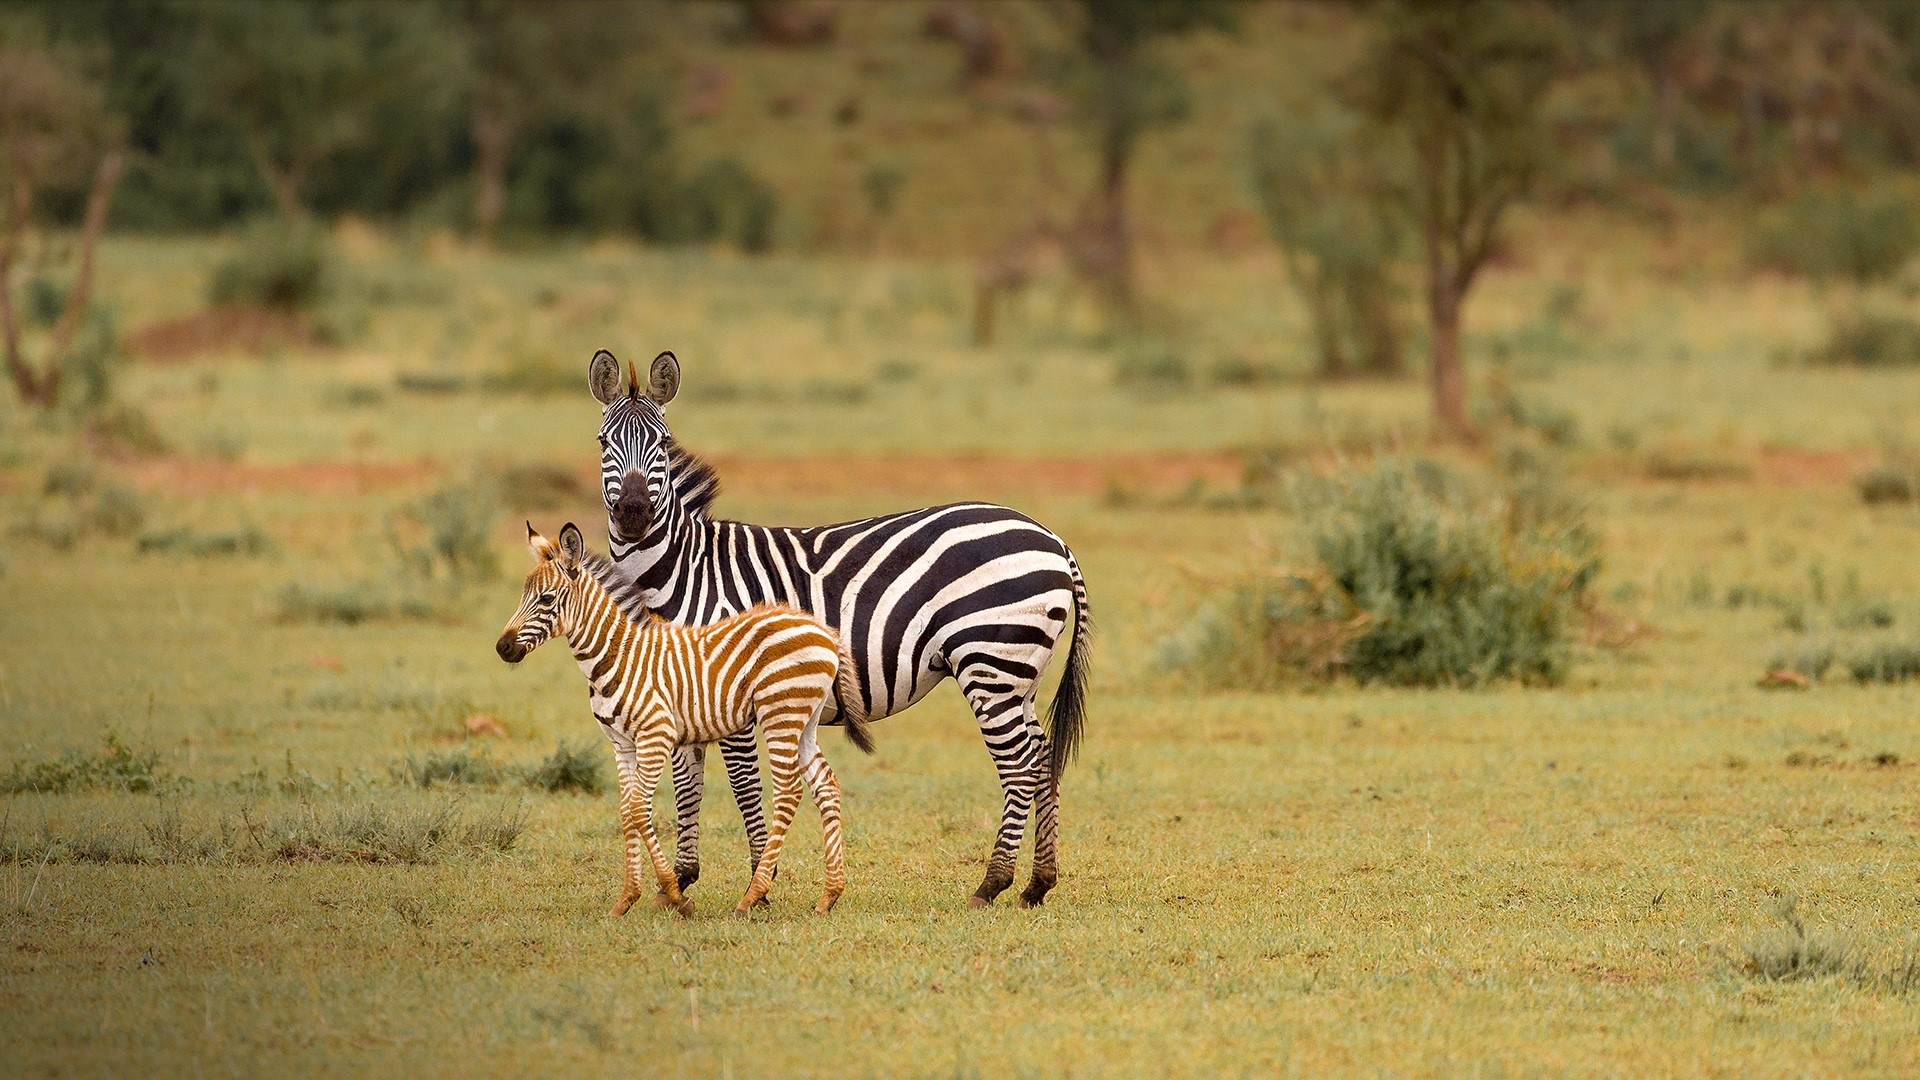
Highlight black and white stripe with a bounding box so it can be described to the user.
[588,349,1090,907]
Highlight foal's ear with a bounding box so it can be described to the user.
[557,522,587,568]
[527,521,557,561]
[588,349,622,405]
[647,351,680,406]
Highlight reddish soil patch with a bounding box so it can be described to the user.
[126,305,321,363]
[130,458,437,496]
[1756,447,1874,487]
[705,451,1246,499]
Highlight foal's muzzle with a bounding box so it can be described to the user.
[496,633,527,664]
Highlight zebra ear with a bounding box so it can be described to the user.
[588,350,622,405]
[557,522,586,568]
[527,522,557,562]
[647,351,680,406]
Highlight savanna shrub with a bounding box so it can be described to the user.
[209,217,332,311]
[391,482,501,582]
[0,732,172,795]
[521,740,606,794]
[1306,459,1599,686]
[1805,307,1920,369]
[1164,458,1600,688]
[1745,187,1920,286]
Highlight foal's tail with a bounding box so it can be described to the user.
[833,631,877,755]
[1045,547,1092,781]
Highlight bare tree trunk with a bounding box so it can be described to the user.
[1359,283,1402,376]
[0,172,34,404]
[247,134,307,220]
[1428,296,1467,440]
[1091,48,1137,314]
[1419,137,1470,442]
[471,96,513,246]
[3,146,126,409]
[1651,66,1676,177]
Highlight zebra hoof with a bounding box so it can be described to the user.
[609,893,641,918]
[966,895,992,909]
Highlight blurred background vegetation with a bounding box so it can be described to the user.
[4,0,1918,429]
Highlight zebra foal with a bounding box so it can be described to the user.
[495,521,873,917]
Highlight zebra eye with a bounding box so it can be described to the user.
[597,436,610,449]
[537,592,556,605]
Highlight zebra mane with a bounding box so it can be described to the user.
[577,549,659,623]
[578,550,618,584]
[665,438,722,519]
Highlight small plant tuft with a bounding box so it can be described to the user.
[520,740,607,795]
[0,732,173,795]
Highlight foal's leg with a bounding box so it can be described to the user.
[612,732,689,918]
[797,721,846,914]
[736,709,807,914]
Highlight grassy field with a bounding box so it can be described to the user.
[5,219,1920,1076]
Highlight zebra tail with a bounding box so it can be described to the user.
[834,632,877,755]
[1046,548,1091,781]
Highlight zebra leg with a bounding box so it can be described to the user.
[797,726,846,914]
[736,713,806,915]
[718,729,773,897]
[958,667,1044,908]
[613,736,689,918]
[669,744,704,894]
[1019,696,1060,908]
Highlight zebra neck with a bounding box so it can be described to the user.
[618,512,740,610]
[561,571,643,675]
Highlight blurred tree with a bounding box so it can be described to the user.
[1350,1,1563,441]
[0,38,125,409]
[1058,0,1239,313]
[1567,0,1709,178]
[444,1,609,245]
[187,2,447,219]
[1249,110,1408,379]
[1677,3,1917,192]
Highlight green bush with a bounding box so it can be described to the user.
[1804,307,1920,369]
[0,732,172,795]
[1858,462,1919,505]
[1745,187,1920,286]
[1164,459,1599,688]
[87,485,147,537]
[391,745,503,789]
[520,740,606,795]
[1305,459,1599,686]
[390,483,501,582]
[686,158,779,253]
[208,218,332,311]
[274,579,435,625]
[84,404,171,457]
[1112,338,1192,391]
[494,462,588,511]
[138,525,272,558]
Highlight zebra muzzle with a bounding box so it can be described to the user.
[495,633,527,664]
[611,469,651,538]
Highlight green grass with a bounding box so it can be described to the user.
[5,203,1920,1073]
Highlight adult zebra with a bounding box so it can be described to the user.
[588,349,1089,907]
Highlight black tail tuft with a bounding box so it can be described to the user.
[1045,551,1091,781]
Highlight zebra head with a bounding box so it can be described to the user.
[589,349,679,543]
[496,521,588,663]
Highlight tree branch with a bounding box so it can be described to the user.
[42,143,127,402]
[1,170,37,403]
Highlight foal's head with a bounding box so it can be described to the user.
[495,522,589,664]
